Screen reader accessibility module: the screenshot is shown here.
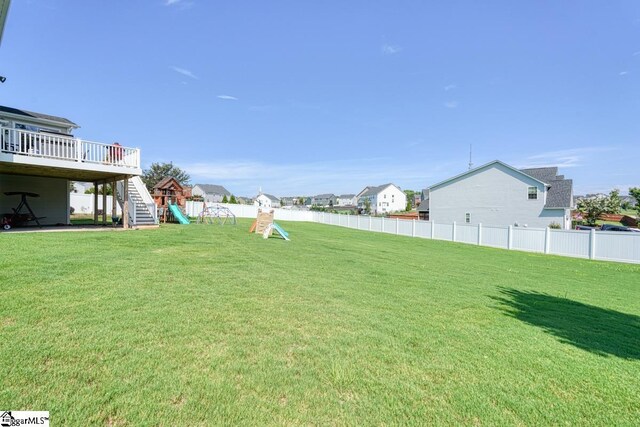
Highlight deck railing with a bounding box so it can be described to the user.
[0,126,140,168]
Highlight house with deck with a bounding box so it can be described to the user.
[0,105,156,228]
[427,160,573,229]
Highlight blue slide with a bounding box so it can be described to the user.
[168,203,190,224]
[272,222,290,240]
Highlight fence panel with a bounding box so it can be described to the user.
[370,217,383,232]
[482,225,509,248]
[594,231,640,263]
[358,216,370,231]
[415,221,432,239]
[512,227,546,253]
[433,223,453,241]
[549,230,590,259]
[456,224,478,244]
[398,219,413,237]
[339,214,348,227]
[382,218,396,234]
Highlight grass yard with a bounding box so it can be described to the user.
[1,220,639,425]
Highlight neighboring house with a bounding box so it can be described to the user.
[357,183,407,215]
[0,105,156,227]
[191,184,231,203]
[417,191,429,221]
[310,193,336,207]
[280,197,296,207]
[337,194,357,207]
[427,160,573,229]
[254,193,280,208]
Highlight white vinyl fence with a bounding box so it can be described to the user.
[70,193,121,215]
[184,202,640,264]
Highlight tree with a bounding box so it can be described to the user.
[607,189,622,214]
[222,194,229,203]
[405,200,412,212]
[629,187,640,218]
[141,162,190,191]
[229,195,237,204]
[363,198,371,215]
[576,190,622,226]
[298,197,305,205]
[404,190,416,209]
[85,184,113,195]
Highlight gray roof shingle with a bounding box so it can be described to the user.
[0,105,78,127]
[194,184,231,196]
[520,167,572,208]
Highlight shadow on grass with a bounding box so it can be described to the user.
[494,288,640,360]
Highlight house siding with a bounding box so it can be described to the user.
[430,163,566,228]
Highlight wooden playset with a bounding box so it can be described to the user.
[152,177,191,223]
[249,209,289,240]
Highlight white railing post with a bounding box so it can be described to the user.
[452,221,457,242]
[508,225,513,250]
[478,223,482,245]
[76,139,82,162]
[412,219,416,237]
[544,227,551,254]
[589,229,596,260]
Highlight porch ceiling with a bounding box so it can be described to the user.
[0,162,132,182]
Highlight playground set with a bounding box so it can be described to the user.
[197,204,237,225]
[249,209,290,240]
[152,177,191,224]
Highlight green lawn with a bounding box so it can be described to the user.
[1,221,639,425]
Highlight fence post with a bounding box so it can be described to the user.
[431,220,435,239]
[357,215,360,229]
[589,229,596,259]
[544,227,551,254]
[369,215,372,231]
[508,225,513,249]
[412,219,416,237]
[478,223,482,245]
[452,221,457,242]
[381,216,385,232]
[396,218,399,235]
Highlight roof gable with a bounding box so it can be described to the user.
[429,160,547,190]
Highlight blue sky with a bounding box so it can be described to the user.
[1,1,639,197]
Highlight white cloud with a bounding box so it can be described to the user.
[519,147,618,169]
[619,71,629,76]
[170,66,197,79]
[444,84,457,91]
[381,44,402,55]
[633,51,640,56]
[165,0,193,7]
[217,95,238,101]
[444,101,458,109]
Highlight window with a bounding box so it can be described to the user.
[465,213,471,223]
[528,186,538,200]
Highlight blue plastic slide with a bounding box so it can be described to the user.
[272,222,290,240]
[168,203,190,224]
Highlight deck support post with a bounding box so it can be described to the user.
[93,182,99,225]
[123,177,130,229]
[102,182,107,226]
